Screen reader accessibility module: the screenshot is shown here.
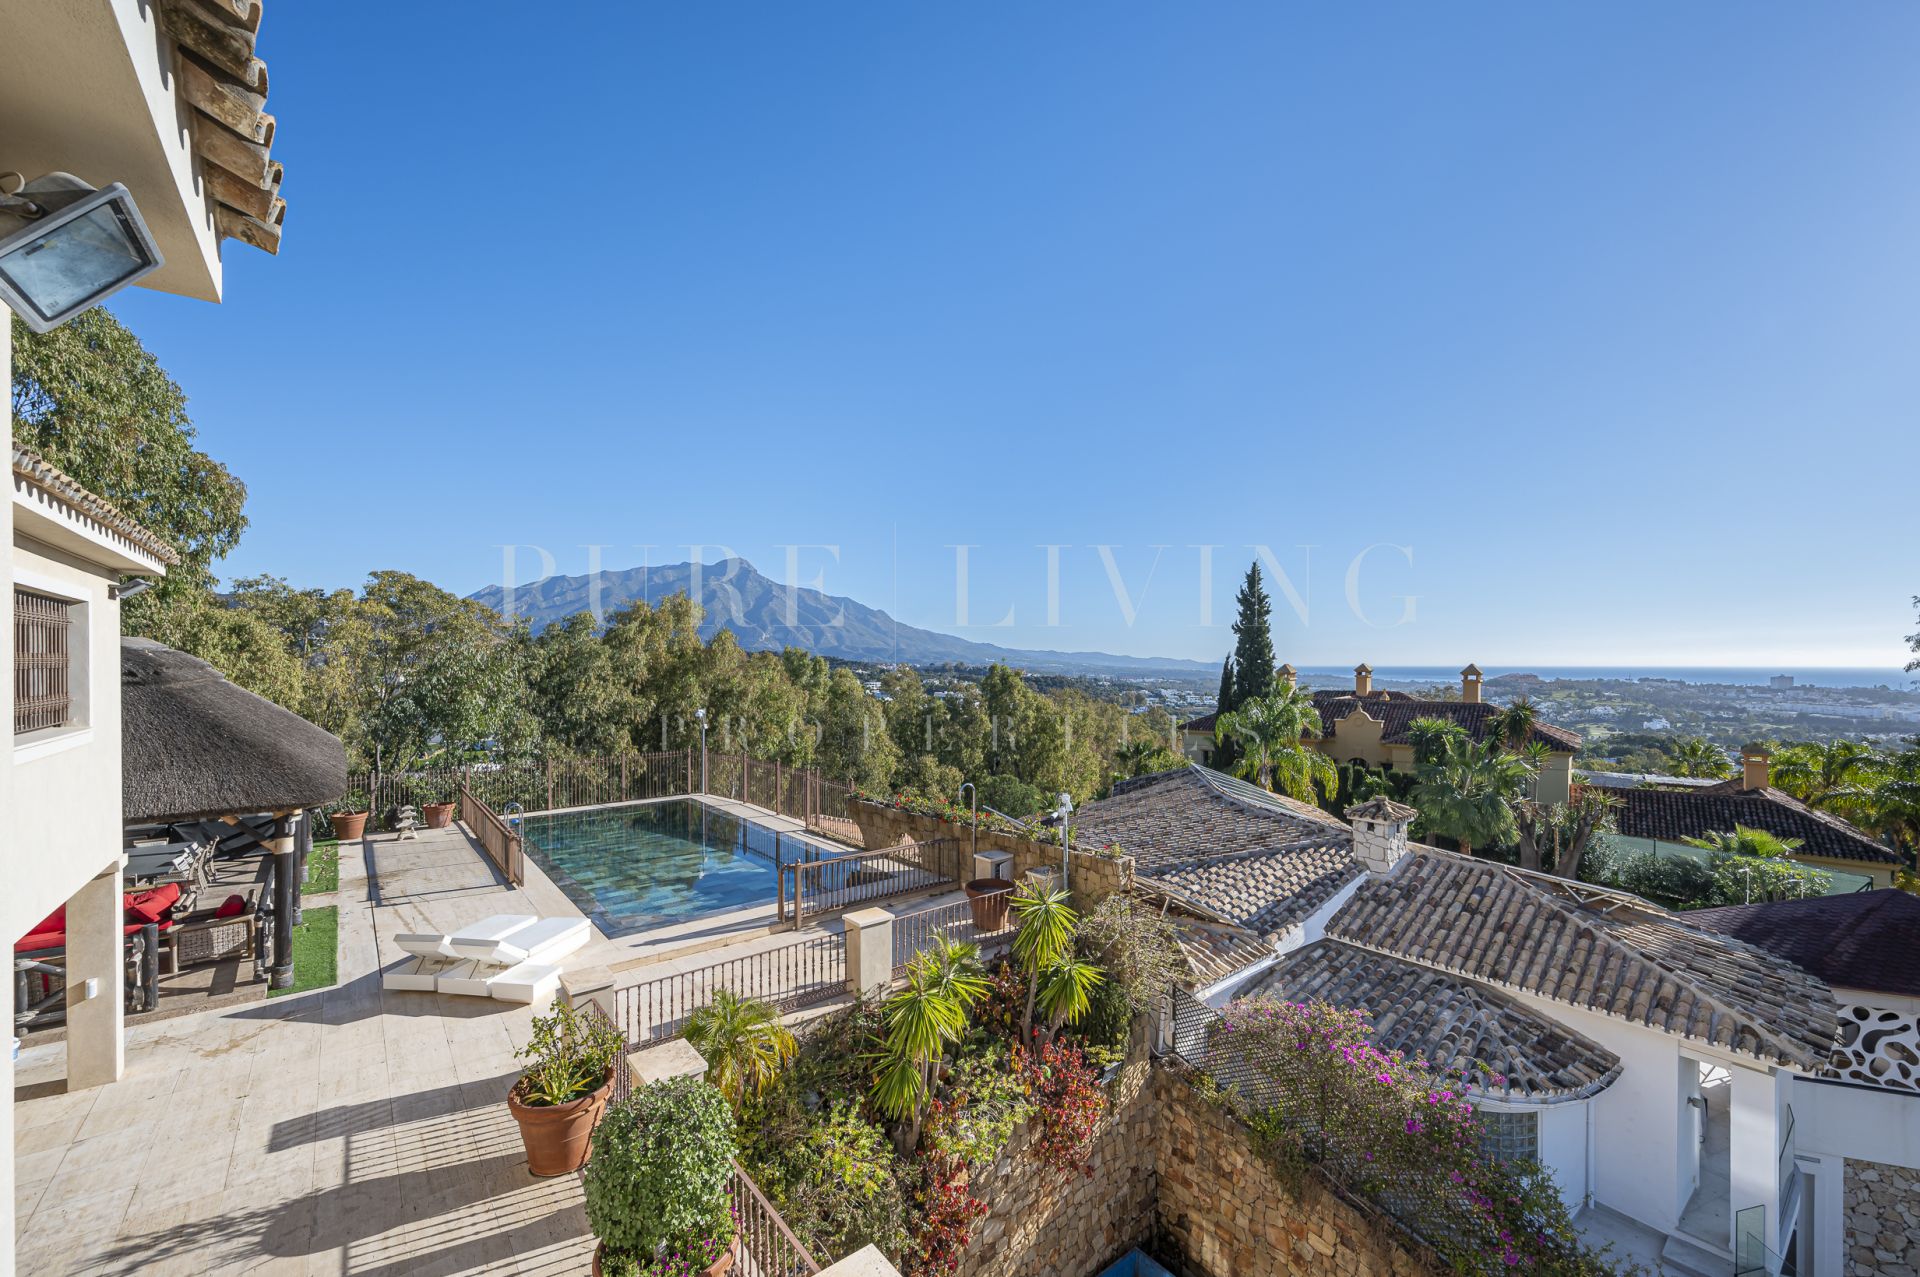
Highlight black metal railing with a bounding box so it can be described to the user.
[780,839,963,925]
[890,895,1015,978]
[609,933,847,1047]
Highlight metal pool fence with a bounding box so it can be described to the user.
[608,932,848,1046]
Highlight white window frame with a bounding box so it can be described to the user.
[12,566,92,760]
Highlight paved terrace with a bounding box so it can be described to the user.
[11,808,955,1275]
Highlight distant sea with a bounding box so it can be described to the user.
[1288,666,1917,692]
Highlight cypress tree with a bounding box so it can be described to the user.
[1230,562,1277,708]
[1216,656,1235,713]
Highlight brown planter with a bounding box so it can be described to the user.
[509,1072,612,1177]
[422,801,455,829]
[330,811,369,841]
[593,1237,738,1277]
[965,878,1013,931]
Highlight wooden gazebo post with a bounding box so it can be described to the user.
[266,810,299,990]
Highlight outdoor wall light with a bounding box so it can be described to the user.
[0,172,163,333]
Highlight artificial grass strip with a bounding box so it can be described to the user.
[305,840,340,893]
[269,905,339,998]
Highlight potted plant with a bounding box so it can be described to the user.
[964,877,1013,930]
[508,999,626,1176]
[422,792,456,829]
[328,790,371,841]
[585,1075,740,1276]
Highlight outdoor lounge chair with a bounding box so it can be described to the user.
[380,914,589,1004]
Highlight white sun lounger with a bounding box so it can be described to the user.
[383,914,589,1003]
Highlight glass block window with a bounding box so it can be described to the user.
[1477,1108,1539,1165]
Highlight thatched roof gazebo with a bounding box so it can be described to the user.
[122,637,347,987]
[122,637,346,824]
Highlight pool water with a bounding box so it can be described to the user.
[518,799,835,936]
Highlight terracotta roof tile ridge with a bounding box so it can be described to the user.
[12,444,182,566]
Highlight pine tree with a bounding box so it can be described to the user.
[1230,562,1276,708]
[1216,656,1235,713]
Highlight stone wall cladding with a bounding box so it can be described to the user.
[1846,1157,1920,1277]
[1152,1068,1439,1277]
[956,1042,1159,1277]
[952,1051,1441,1277]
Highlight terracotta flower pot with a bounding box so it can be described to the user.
[330,811,369,841]
[965,878,1013,931]
[510,1072,613,1177]
[593,1237,738,1277]
[422,801,455,829]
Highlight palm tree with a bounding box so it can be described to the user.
[869,946,981,1153]
[1213,686,1335,801]
[1680,825,1803,859]
[1404,717,1466,768]
[1866,746,1920,857]
[684,989,797,1107]
[1412,738,1532,857]
[1011,881,1077,1036]
[1487,698,1538,752]
[1035,956,1104,1040]
[1668,737,1735,780]
[1770,740,1885,814]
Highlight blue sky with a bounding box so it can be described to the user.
[110,3,1920,668]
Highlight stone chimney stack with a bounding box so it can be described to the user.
[1741,744,1771,791]
[1354,663,1373,696]
[1347,797,1418,874]
[1278,663,1298,690]
[1461,664,1483,704]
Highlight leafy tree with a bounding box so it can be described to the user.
[1213,686,1335,801]
[1228,562,1277,709]
[1412,737,1532,857]
[10,311,247,628]
[1668,737,1734,780]
[684,989,797,1108]
[1908,595,1919,674]
[1510,789,1616,879]
[976,774,1045,819]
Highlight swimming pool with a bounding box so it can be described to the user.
[518,799,838,936]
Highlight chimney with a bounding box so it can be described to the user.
[1741,744,1771,791]
[1354,663,1373,696]
[1461,664,1483,704]
[1347,797,1417,873]
[1278,663,1297,690]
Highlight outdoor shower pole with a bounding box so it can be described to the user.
[695,708,709,794]
[959,782,978,861]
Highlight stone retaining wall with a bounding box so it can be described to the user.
[848,801,1133,910]
[1847,1157,1920,1277]
[956,1039,1159,1277]
[952,1054,1441,1277]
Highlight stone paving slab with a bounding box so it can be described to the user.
[13,826,600,1276]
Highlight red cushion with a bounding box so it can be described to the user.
[215,894,247,919]
[14,920,172,953]
[124,882,182,924]
[31,905,64,936]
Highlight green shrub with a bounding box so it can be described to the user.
[584,1076,737,1272]
[975,775,1046,821]
[747,1099,909,1260]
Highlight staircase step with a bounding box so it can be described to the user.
[1660,1230,1733,1277]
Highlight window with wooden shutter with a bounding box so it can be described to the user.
[14,589,75,734]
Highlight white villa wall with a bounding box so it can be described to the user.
[2,295,16,1277]
[1536,1102,1590,1208]
[8,537,129,944]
